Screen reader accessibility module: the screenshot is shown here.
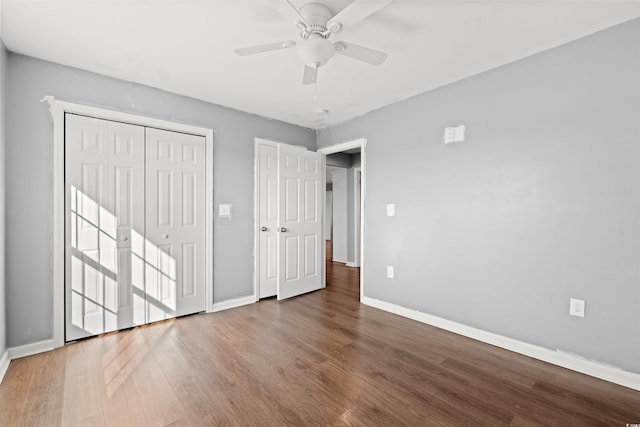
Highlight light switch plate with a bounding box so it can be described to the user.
[444,125,466,144]
[386,204,395,217]
[219,204,232,218]
[443,127,456,144]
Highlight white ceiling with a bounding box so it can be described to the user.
[2,0,639,129]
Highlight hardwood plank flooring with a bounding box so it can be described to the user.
[1,254,639,425]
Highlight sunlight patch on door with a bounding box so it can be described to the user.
[69,185,178,337]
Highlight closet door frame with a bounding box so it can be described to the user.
[46,97,214,349]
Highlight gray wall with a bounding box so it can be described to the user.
[346,167,355,264]
[326,152,351,168]
[318,19,640,373]
[351,153,361,168]
[0,41,7,358]
[5,53,315,347]
[346,153,362,265]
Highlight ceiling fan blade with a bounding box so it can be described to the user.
[302,65,317,85]
[327,0,393,32]
[234,41,296,56]
[334,41,388,66]
[268,0,309,27]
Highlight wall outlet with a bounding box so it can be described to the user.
[569,298,585,317]
[387,266,394,279]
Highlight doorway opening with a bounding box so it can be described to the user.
[318,138,366,300]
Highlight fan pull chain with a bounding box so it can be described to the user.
[314,65,319,101]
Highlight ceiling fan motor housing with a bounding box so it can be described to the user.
[298,3,333,38]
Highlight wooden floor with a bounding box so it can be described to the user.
[2,256,640,425]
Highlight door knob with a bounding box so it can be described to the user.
[163,234,169,239]
[120,236,128,242]
[279,227,287,232]
[261,226,267,232]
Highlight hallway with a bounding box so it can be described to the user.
[325,239,360,299]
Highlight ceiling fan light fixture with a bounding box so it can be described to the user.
[297,35,335,68]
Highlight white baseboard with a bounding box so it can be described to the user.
[346,262,359,268]
[2,295,256,371]
[0,294,257,381]
[0,339,57,384]
[211,295,256,313]
[8,339,56,360]
[0,294,256,383]
[361,296,640,391]
[0,349,10,384]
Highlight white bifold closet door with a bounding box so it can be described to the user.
[65,114,205,342]
[144,127,205,323]
[65,114,144,339]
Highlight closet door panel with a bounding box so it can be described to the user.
[65,114,145,341]
[145,128,206,321]
[109,121,146,330]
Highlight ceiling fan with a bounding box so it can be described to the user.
[235,0,393,85]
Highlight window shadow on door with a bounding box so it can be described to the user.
[69,185,178,337]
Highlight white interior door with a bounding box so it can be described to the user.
[145,127,206,321]
[277,144,323,300]
[65,114,145,341]
[258,142,279,298]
